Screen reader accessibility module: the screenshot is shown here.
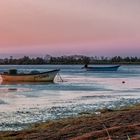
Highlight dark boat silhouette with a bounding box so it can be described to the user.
[83,64,120,71]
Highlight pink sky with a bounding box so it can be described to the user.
[0,0,140,56]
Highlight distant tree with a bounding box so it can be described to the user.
[0,55,140,65]
[82,57,90,64]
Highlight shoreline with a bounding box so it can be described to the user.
[0,104,140,139]
[1,63,140,65]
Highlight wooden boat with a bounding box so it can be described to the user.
[83,64,120,71]
[1,69,60,82]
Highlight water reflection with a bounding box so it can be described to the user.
[0,65,140,130]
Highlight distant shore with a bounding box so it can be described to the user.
[0,104,140,140]
[0,63,140,65]
[0,55,140,65]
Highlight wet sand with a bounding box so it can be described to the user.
[0,104,140,140]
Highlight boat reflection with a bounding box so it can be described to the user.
[0,81,55,85]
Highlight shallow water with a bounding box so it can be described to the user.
[0,65,140,130]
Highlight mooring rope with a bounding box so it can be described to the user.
[57,72,63,82]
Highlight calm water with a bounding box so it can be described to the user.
[0,65,140,131]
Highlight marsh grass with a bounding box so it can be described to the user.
[0,104,140,140]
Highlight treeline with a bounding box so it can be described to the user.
[0,56,140,65]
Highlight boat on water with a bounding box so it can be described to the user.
[83,64,120,71]
[1,69,60,82]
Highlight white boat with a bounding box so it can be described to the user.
[1,69,60,82]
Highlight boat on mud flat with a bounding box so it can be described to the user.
[1,69,60,82]
[82,64,120,71]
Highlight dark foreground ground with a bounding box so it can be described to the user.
[0,104,140,140]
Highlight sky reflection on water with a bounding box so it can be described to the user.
[0,65,140,130]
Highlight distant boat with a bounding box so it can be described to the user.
[1,69,60,82]
[82,64,120,71]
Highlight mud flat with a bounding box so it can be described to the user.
[0,104,140,140]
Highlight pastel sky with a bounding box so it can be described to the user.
[0,0,140,56]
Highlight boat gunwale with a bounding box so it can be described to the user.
[1,69,60,76]
[86,65,120,69]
